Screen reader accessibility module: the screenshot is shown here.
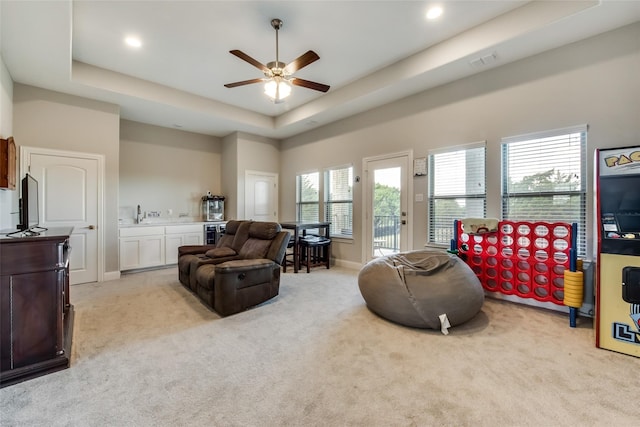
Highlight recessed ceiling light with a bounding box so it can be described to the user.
[125,36,142,48]
[426,6,443,20]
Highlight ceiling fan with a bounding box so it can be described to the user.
[224,18,330,103]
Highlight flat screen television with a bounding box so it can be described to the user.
[18,173,41,232]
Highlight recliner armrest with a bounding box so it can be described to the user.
[178,244,217,257]
[214,258,275,273]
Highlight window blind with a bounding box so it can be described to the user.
[501,125,587,257]
[428,143,486,245]
[296,172,319,222]
[324,166,353,237]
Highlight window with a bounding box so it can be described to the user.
[325,166,353,237]
[501,125,587,257]
[428,143,486,245]
[296,172,319,222]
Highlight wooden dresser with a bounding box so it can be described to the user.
[0,228,74,387]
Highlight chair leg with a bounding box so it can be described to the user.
[326,243,331,269]
[298,241,331,272]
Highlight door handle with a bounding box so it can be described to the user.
[401,220,406,225]
[84,225,96,230]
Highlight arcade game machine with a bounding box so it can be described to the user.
[595,146,640,357]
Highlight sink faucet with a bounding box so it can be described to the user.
[136,205,143,224]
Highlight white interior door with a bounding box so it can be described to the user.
[22,147,102,285]
[245,171,278,221]
[363,152,412,262]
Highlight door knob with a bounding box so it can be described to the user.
[84,225,96,230]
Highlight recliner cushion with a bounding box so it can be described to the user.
[230,221,252,251]
[179,253,204,275]
[195,264,217,291]
[205,247,237,258]
[215,220,246,250]
[224,220,242,234]
[247,222,281,240]
[239,238,271,259]
[215,234,235,248]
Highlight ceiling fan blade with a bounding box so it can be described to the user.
[229,50,270,73]
[283,50,320,74]
[291,77,330,93]
[224,78,265,88]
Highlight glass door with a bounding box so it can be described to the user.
[364,153,411,261]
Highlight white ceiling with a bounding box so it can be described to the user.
[1,1,639,139]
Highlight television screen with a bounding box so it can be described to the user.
[617,213,640,233]
[20,173,39,230]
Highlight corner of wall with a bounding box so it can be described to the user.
[1,54,17,230]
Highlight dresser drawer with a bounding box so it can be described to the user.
[0,240,62,275]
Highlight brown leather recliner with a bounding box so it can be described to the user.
[178,220,251,290]
[178,221,290,316]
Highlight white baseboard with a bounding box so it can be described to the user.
[333,259,362,271]
[486,292,595,318]
[102,271,121,282]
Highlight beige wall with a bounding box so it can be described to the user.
[0,56,16,230]
[221,133,238,220]
[280,22,640,264]
[5,22,639,275]
[12,84,121,273]
[236,132,280,220]
[221,132,279,220]
[119,120,222,222]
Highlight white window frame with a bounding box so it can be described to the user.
[296,171,320,223]
[427,142,486,246]
[501,124,587,257]
[324,165,353,239]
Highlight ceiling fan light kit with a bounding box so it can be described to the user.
[225,18,330,103]
[264,77,291,102]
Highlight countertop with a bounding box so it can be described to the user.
[118,220,226,228]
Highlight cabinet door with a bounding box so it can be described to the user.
[120,237,142,270]
[1,270,61,370]
[165,232,203,265]
[164,235,183,265]
[1,276,11,371]
[140,235,165,267]
[119,235,165,270]
[183,232,203,246]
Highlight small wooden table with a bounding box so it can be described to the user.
[279,221,330,273]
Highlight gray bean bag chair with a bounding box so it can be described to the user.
[358,250,484,329]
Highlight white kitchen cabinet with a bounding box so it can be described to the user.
[119,226,166,271]
[164,224,203,265]
[119,224,205,270]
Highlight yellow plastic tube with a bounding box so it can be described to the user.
[563,270,584,308]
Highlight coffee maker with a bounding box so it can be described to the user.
[202,194,225,221]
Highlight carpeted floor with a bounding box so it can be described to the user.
[1,266,638,426]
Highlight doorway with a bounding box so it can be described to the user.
[21,147,104,284]
[363,151,412,262]
[245,170,278,221]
